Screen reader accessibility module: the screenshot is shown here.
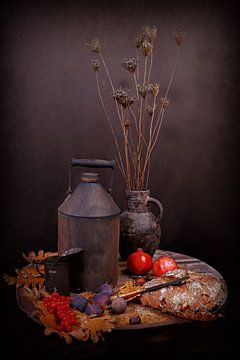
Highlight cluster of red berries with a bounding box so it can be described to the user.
[43,292,75,332]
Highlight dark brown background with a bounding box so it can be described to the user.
[1,0,239,358]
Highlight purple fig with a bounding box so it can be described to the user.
[70,295,88,312]
[85,303,102,316]
[99,283,114,296]
[111,297,127,314]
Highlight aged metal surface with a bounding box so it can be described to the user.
[58,215,120,292]
[44,256,70,295]
[58,162,120,293]
[58,173,120,219]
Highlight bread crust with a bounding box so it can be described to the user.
[140,269,227,321]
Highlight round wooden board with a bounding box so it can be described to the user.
[16,249,227,331]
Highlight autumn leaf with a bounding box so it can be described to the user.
[45,328,73,344]
[70,311,89,342]
[4,267,44,289]
[4,250,58,290]
[22,286,41,302]
[88,314,115,343]
[3,274,17,285]
[11,264,45,289]
[35,300,58,329]
[22,250,58,263]
[38,287,51,298]
[34,301,90,344]
[70,327,89,342]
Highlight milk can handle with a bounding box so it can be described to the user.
[147,196,163,223]
[68,158,115,194]
[71,158,115,169]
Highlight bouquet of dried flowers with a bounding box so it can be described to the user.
[86,27,185,191]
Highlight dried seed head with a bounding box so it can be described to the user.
[135,26,157,54]
[172,32,186,46]
[124,120,131,128]
[141,39,153,56]
[142,26,157,44]
[112,88,134,108]
[138,84,150,98]
[91,59,100,71]
[149,83,160,97]
[160,97,170,108]
[85,39,101,53]
[147,104,157,116]
[122,58,138,73]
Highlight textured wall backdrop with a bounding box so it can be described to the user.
[1,0,239,287]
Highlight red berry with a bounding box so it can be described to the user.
[135,277,146,285]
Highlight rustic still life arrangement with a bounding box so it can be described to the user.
[4,249,227,344]
[4,26,227,345]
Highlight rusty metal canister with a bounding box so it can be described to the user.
[44,256,70,295]
[58,158,120,292]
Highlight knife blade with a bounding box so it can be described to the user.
[111,275,190,301]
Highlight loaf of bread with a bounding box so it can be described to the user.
[140,269,227,321]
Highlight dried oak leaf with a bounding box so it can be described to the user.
[3,274,17,286]
[22,250,58,263]
[22,286,41,302]
[45,327,73,344]
[14,265,44,289]
[34,302,90,344]
[34,300,73,343]
[87,314,115,343]
[29,300,72,344]
[70,311,89,342]
[34,300,57,328]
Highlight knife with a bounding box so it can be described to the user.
[110,275,189,302]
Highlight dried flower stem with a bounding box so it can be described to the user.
[121,107,131,190]
[86,29,183,190]
[95,72,127,181]
[145,95,157,187]
[165,46,181,99]
[129,106,139,135]
[143,56,148,85]
[133,73,139,101]
[99,54,123,126]
[99,53,133,183]
[142,47,181,186]
[147,51,153,84]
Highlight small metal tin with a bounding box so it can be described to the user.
[44,256,70,295]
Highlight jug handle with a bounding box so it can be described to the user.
[68,158,115,194]
[147,196,163,223]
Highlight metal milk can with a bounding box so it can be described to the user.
[58,158,120,292]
